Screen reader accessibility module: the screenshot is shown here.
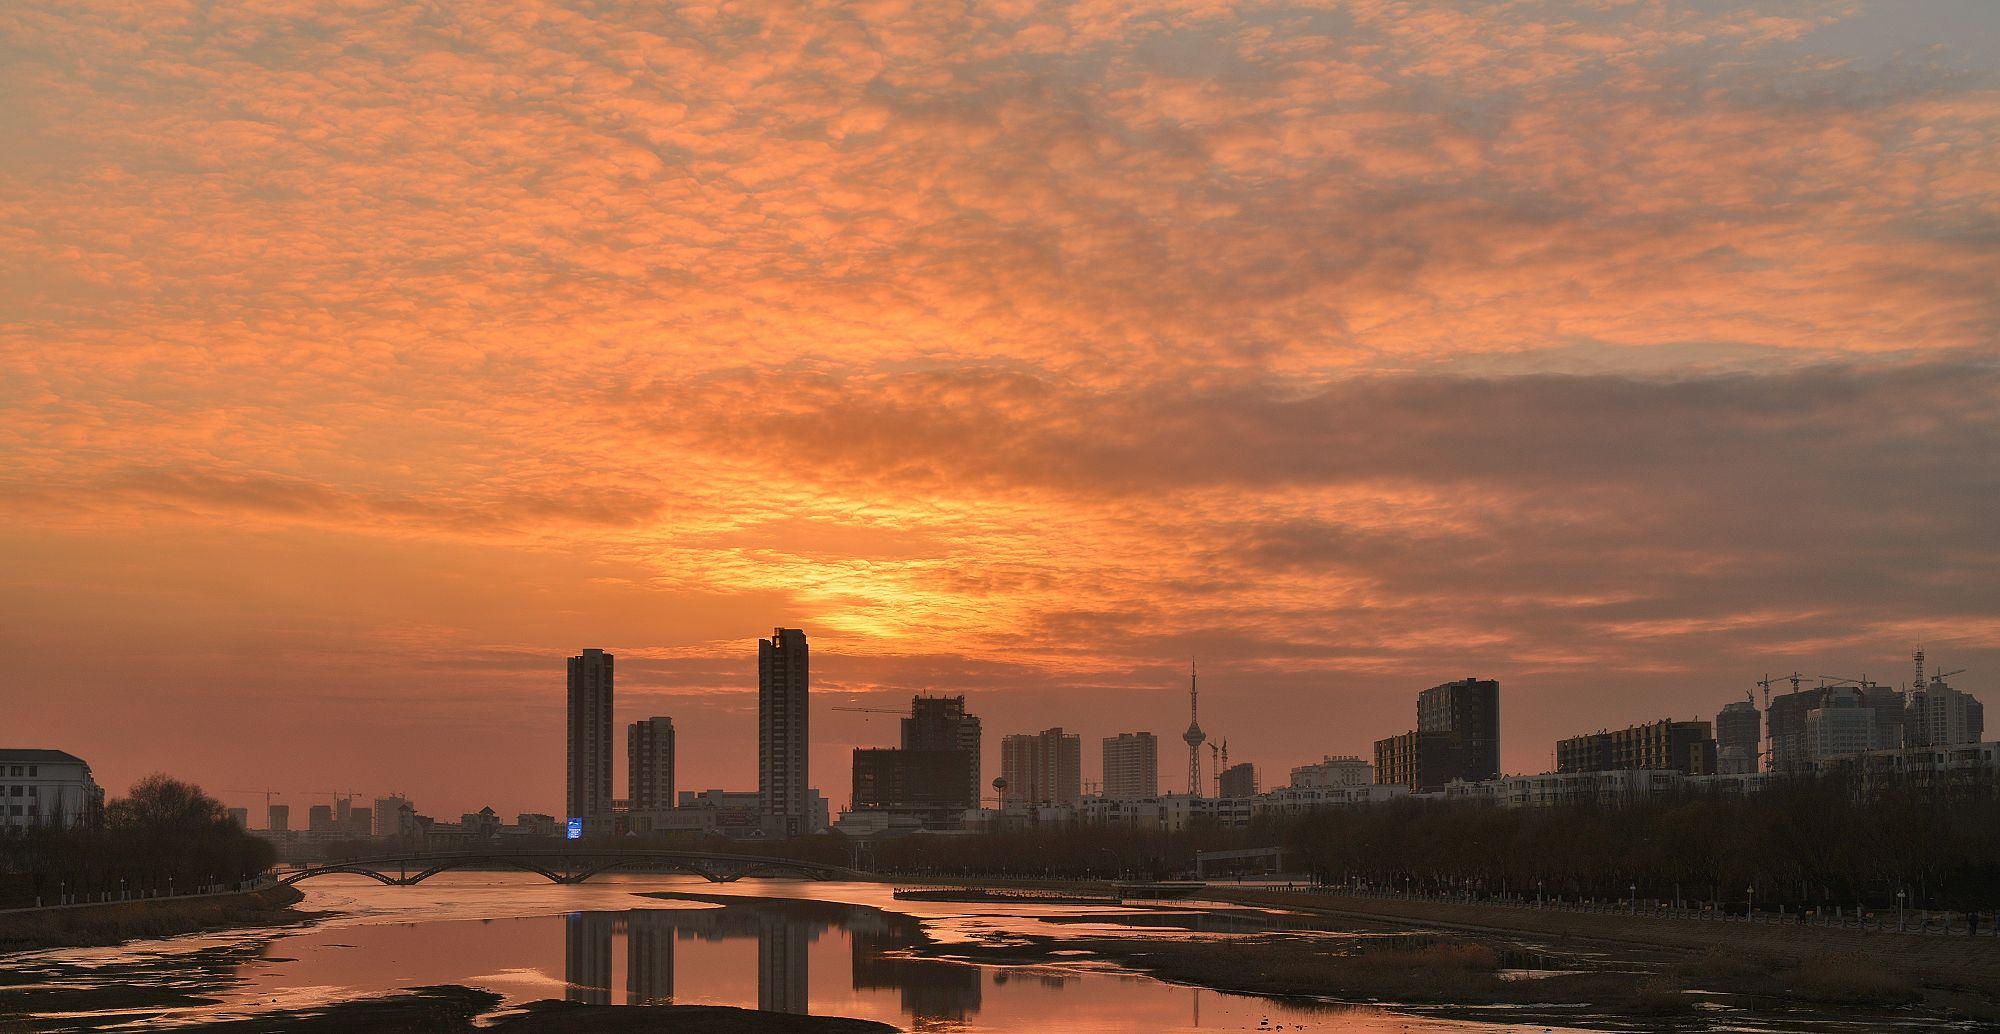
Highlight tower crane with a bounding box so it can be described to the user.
[1934,668,1967,685]
[831,705,908,717]
[1754,672,1804,710]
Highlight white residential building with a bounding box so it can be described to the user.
[0,749,103,831]
[1288,755,1373,788]
[1906,681,1985,747]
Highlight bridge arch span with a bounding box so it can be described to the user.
[275,851,851,887]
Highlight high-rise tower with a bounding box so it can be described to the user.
[628,716,676,813]
[567,648,614,834]
[1102,732,1159,799]
[998,727,1082,806]
[901,695,981,809]
[758,628,810,837]
[1182,660,1206,797]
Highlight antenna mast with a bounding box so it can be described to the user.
[1182,658,1207,797]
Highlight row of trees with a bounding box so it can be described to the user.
[0,775,277,907]
[1280,778,2000,910]
[857,779,2000,910]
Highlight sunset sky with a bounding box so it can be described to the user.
[3,0,1996,820]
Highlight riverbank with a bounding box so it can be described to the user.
[872,874,2000,981]
[860,876,2000,1025]
[1207,886,2000,987]
[0,886,309,952]
[145,985,898,1033]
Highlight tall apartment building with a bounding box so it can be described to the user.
[307,803,334,832]
[267,803,290,832]
[1557,719,1717,776]
[1218,761,1258,798]
[1289,755,1372,788]
[1417,678,1501,778]
[567,648,615,832]
[902,695,981,808]
[759,628,810,837]
[373,795,412,838]
[1807,687,1899,761]
[1907,679,1985,747]
[1374,678,1501,791]
[1102,732,1159,799]
[1000,727,1081,806]
[851,748,974,829]
[628,716,676,813]
[1766,686,1831,773]
[1860,685,1908,750]
[1716,700,1761,774]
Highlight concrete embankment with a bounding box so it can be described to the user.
[1207,888,2000,986]
[0,885,307,951]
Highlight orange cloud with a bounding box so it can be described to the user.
[1,0,1995,815]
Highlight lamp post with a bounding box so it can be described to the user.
[1747,884,1756,921]
[1898,889,1906,932]
[1537,879,1544,907]
[1629,882,1637,913]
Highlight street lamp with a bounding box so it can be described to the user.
[1747,884,1756,921]
[1898,889,1906,932]
[1629,882,1637,913]
[1537,879,1544,907]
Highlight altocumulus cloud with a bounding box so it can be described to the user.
[0,0,1995,807]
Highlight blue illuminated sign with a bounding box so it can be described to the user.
[566,817,583,840]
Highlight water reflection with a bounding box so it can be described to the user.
[559,898,979,1024]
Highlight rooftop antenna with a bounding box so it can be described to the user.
[1182,657,1207,797]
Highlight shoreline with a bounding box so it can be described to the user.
[840,875,2000,1024]
[0,885,311,953]
[1207,886,2000,982]
[862,874,2000,982]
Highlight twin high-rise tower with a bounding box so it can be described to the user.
[759,627,811,838]
[568,630,810,839]
[566,648,615,834]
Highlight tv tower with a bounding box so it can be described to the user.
[1182,658,1207,797]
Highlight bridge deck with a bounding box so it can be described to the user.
[275,850,853,887]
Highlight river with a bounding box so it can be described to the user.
[0,875,1913,1032]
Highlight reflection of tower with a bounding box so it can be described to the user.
[626,910,675,1005]
[757,913,809,1014]
[850,911,982,1023]
[564,911,613,1005]
[1182,659,1207,797]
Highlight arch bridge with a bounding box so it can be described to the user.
[274,849,853,887]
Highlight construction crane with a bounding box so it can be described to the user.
[831,706,907,716]
[226,789,281,817]
[1818,675,1880,690]
[1208,741,1235,796]
[1934,668,1968,685]
[1754,672,1804,710]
